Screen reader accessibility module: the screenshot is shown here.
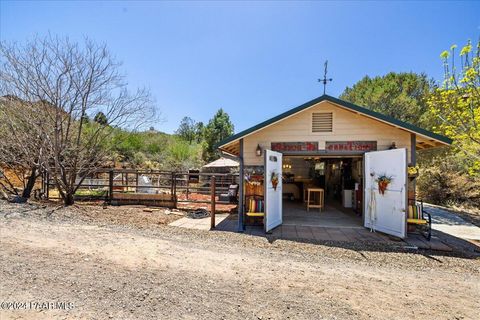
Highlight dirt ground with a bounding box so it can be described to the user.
[1,201,479,320]
[177,192,237,212]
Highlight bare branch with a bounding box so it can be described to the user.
[0,36,158,204]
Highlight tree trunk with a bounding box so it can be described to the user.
[64,192,75,206]
[21,167,37,199]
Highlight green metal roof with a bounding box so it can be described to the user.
[216,94,452,148]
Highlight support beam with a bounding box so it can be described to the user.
[410,134,417,202]
[237,139,245,232]
[418,139,436,148]
[411,134,416,165]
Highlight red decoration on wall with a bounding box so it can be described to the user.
[326,141,377,152]
[271,142,318,152]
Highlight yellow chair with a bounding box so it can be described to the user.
[407,200,431,240]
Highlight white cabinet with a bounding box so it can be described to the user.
[343,190,353,208]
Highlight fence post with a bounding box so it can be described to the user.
[45,170,50,200]
[171,172,176,208]
[135,171,139,193]
[108,169,114,203]
[210,176,216,230]
[186,172,189,200]
[173,173,177,208]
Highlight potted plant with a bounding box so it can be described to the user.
[408,165,419,180]
[376,174,393,195]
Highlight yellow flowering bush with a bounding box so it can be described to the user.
[427,39,480,176]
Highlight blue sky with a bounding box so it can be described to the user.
[1,1,479,133]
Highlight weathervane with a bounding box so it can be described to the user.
[318,60,333,95]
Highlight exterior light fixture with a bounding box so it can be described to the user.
[256,144,262,157]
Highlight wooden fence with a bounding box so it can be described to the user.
[42,169,239,210]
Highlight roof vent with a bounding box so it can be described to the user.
[312,112,333,132]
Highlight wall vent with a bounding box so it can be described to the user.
[312,112,333,132]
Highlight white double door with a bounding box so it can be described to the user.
[263,148,407,238]
[264,150,282,233]
[364,148,407,238]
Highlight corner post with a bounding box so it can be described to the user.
[410,133,416,166]
[238,139,245,232]
[410,133,417,201]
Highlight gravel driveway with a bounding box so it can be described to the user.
[1,201,479,319]
[425,204,480,241]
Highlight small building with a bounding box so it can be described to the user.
[216,95,451,238]
[200,157,239,189]
[201,157,239,174]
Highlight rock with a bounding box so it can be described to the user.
[5,212,21,219]
[10,196,28,204]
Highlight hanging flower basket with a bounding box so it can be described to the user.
[376,174,393,195]
[270,171,279,191]
[408,165,419,180]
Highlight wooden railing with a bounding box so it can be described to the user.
[42,169,239,210]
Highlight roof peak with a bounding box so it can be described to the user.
[216,95,452,149]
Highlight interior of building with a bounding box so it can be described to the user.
[281,156,363,227]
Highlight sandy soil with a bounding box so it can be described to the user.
[0,201,479,320]
[3,201,185,228]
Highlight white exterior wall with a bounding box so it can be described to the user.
[243,101,412,166]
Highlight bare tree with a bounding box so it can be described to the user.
[0,36,156,205]
[0,96,51,199]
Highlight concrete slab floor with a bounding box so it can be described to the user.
[169,213,231,231]
[167,204,462,252]
[283,201,362,228]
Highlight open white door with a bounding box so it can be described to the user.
[364,148,407,238]
[264,150,282,233]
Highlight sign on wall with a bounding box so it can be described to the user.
[271,142,318,152]
[326,141,377,152]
